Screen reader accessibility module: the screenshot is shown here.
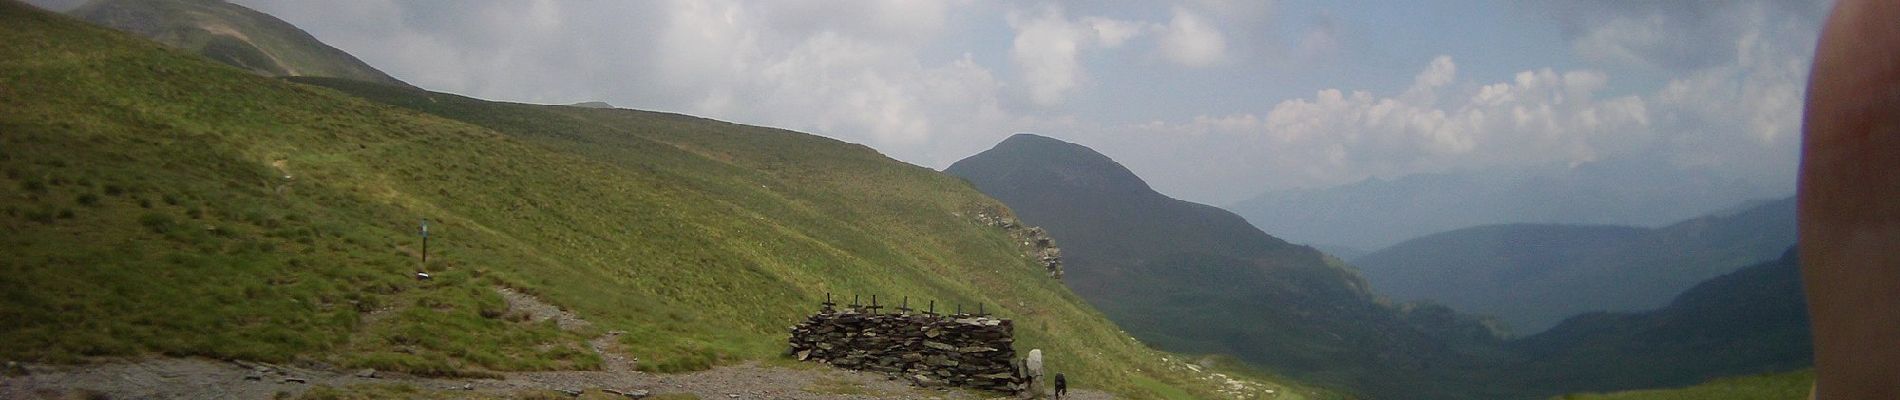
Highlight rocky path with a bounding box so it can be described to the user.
[0,358,1111,399]
[0,288,1113,399]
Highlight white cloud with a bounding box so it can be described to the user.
[1295,12,1341,64]
[1548,0,1821,189]
[1084,17,1147,48]
[1008,6,1088,107]
[1401,55,1456,104]
[212,0,1818,205]
[1570,13,1675,70]
[654,0,755,113]
[233,0,1028,164]
[1546,1,1828,72]
[1099,56,1650,191]
[1006,5,1152,106]
[645,0,1021,159]
[1107,1,1822,201]
[1159,7,1227,67]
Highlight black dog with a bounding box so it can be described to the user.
[1053,373,1067,399]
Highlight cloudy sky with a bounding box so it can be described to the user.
[34,0,1830,204]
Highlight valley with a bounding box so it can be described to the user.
[1352,196,1795,335]
[947,134,1809,399]
[0,0,1823,399]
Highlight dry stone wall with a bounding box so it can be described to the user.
[788,297,1025,393]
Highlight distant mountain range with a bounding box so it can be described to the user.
[12,0,1816,397]
[947,134,1505,400]
[948,134,1810,399]
[1228,158,1781,251]
[1352,196,1796,334]
[70,0,408,86]
[1502,248,1811,396]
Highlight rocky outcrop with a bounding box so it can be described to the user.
[788,299,1025,393]
[970,210,1064,279]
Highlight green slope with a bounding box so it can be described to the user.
[69,0,407,86]
[0,3,1333,398]
[945,134,1504,400]
[1353,196,1796,334]
[1552,370,1812,400]
[1506,248,1811,397]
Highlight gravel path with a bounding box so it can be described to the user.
[0,358,1113,399]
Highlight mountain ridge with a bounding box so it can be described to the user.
[1230,158,1779,251]
[1500,247,1811,396]
[1353,195,1796,334]
[946,133,1504,400]
[69,0,407,86]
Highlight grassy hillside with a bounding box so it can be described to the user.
[1354,196,1796,334]
[945,134,1504,400]
[68,0,407,86]
[0,3,1334,398]
[1553,370,1813,400]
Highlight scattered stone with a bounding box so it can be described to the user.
[559,388,583,396]
[604,389,650,399]
[957,346,996,353]
[972,211,1064,278]
[354,369,377,379]
[282,377,307,384]
[789,303,1025,393]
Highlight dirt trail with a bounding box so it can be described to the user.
[495,287,592,331]
[496,286,637,373]
[0,358,1111,399]
[1,288,1113,399]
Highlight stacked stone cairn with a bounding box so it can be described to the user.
[788,295,1025,393]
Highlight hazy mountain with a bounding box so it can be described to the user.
[1389,248,1812,399]
[1229,157,1777,251]
[569,101,615,109]
[946,133,1504,399]
[1310,243,1371,261]
[69,0,407,86]
[1502,248,1810,397]
[1353,196,1796,334]
[0,4,1300,397]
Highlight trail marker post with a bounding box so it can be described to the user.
[419,218,430,265]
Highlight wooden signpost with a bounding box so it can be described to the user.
[419,218,430,265]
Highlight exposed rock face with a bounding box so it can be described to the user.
[971,210,1063,279]
[788,302,1025,393]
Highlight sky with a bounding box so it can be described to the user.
[33,0,1832,205]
